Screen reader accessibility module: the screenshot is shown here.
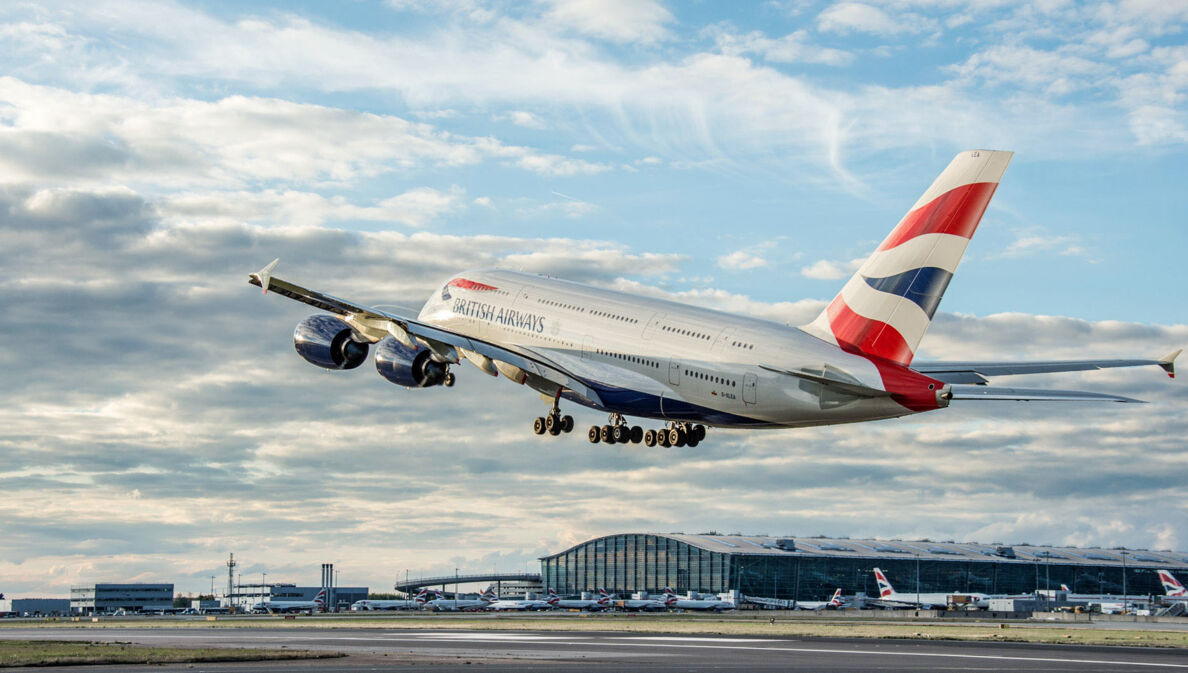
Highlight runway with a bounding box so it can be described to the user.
[4,627,1188,671]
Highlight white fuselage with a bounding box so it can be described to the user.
[418,270,933,428]
[351,599,423,611]
[877,591,986,609]
[485,598,552,611]
[425,597,490,611]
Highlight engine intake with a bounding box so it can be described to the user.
[375,336,448,388]
[293,315,369,370]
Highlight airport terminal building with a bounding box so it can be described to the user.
[540,534,1188,601]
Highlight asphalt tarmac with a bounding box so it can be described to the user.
[4,627,1188,672]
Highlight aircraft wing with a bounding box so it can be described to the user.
[248,259,603,406]
[912,351,1179,384]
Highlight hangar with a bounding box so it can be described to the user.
[540,533,1188,601]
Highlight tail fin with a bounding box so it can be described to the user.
[873,568,895,598]
[1159,571,1187,597]
[314,588,327,605]
[1060,584,1071,592]
[481,585,497,602]
[802,150,1013,365]
[829,588,843,607]
[548,588,558,598]
[415,589,429,604]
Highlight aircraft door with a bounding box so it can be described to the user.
[643,313,665,340]
[668,359,681,386]
[581,336,595,360]
[743,373,757,404]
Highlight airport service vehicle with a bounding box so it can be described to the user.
[351,589,429,611]
[548,588,612,611]
[250,150,1179,446]
[663,588,735,611]
[872,568,986,609]
[253,588,326,614]
[424,587,496,611]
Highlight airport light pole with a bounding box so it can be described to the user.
[262,572,267,607]
[1121,551,1129,607]
[915,554,921,608]
[454,568,459,611]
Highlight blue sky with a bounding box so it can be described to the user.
[0,0,1186,597]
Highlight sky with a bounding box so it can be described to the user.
[1,0,1186,598]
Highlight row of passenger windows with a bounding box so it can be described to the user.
[538,298,586,313]
[597,348,660,369]
[731,341,755,350]
[592,309,637,324]
[687,368,737,388]
[661,325,712,340]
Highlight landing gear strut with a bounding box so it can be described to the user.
[532,394,573,437]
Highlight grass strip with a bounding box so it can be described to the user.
[0,640,342,667]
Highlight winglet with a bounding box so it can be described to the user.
[1159,349,1181,379]
[250,258,280,294]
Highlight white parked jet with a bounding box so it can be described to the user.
[871,568,986,609]
[616,592,677,612]
[796,588,845,610]
[351,589,429,611]
[424,587,496,612]
[663,587,735,611]
[253,588,326,614]
[251,150,1178,446]
[484,590,556,611]
[548,588,612,611]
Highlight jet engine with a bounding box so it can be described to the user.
[374,336,448,388]
[293,315,369,370]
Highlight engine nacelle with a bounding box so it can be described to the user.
[293,315,369,370]
[374,336,448,388]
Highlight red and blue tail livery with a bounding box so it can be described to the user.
[251,150,1178,446]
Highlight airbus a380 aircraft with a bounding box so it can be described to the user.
[250,150,1179,447]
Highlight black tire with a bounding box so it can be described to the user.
[588,426,600,443]
[694,424,706,441]
[658,430,670,447]
[562,415,574,433]
[600,425,614,443]
[643,429,657,447]
[630,426,643,444]
[675,429,687,447]
[686,435,699,448]
[545,414,557,432]
[533,417,546,435]
[667,428,681,446]
[549,423,561,436]
[444,372,455,387]
[612,424,628,443]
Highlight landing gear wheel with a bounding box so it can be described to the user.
[549,423,562,436]
[685,435,699,448]
[643,429,657,447]
[612,424,629,443]
[693,424,706,441]
[600,425,614,444]
[443,372,456,387]
[545,414,557,433]
[533,417,546,435]
[630,426,643,444]
[667,428,683,447]
[658,430,671,447]
[588,426,601,443]
[562,415,575,433]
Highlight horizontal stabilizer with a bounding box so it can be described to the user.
[913,356,1178,384]
[946,385,1144,403]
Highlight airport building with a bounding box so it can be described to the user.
[69,583,174,615]
[0,598,71,616]
[225,583,368,611]
[540,534,1188,601]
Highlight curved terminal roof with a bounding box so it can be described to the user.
[542,533,1188,569]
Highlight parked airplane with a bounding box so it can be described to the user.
[253,588,326,614]
[797,588,845,610]
[250,150,1178,446]
[424,587,496,611]
[663,587,735,611]
[1159,571,1187,599]
[871,568,985,609]
[616,591,677,612]
[351,589,429,611]
[547,588,612,611]
[484,589,556,611]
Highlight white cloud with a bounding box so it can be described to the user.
[540,0,674,44]
[711,27,854,67]
[800,257,864,280]
[159,186,465,228]
[717,250,769,270]
[993,230,1094,260]
[817,3,932,35]
[502,110,549,129]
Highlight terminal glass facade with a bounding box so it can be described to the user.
[540,534,1188,601]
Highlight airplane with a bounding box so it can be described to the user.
[871,568,986,609]
[795,588,845,610]
[662,587,735,611]
[253,588,326,614]
[483,589,557,611]
[616,591,677,612]
[249,150,1179,447]
[548,588,612,611]
[1159,571,1188,600]
[424,586,497,611]
[351,589,430,611]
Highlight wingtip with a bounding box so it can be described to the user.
[1159,349,1180,379]
[250,258,280,294]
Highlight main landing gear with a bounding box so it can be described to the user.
[532,396,574,437]
[587,416,706,447]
